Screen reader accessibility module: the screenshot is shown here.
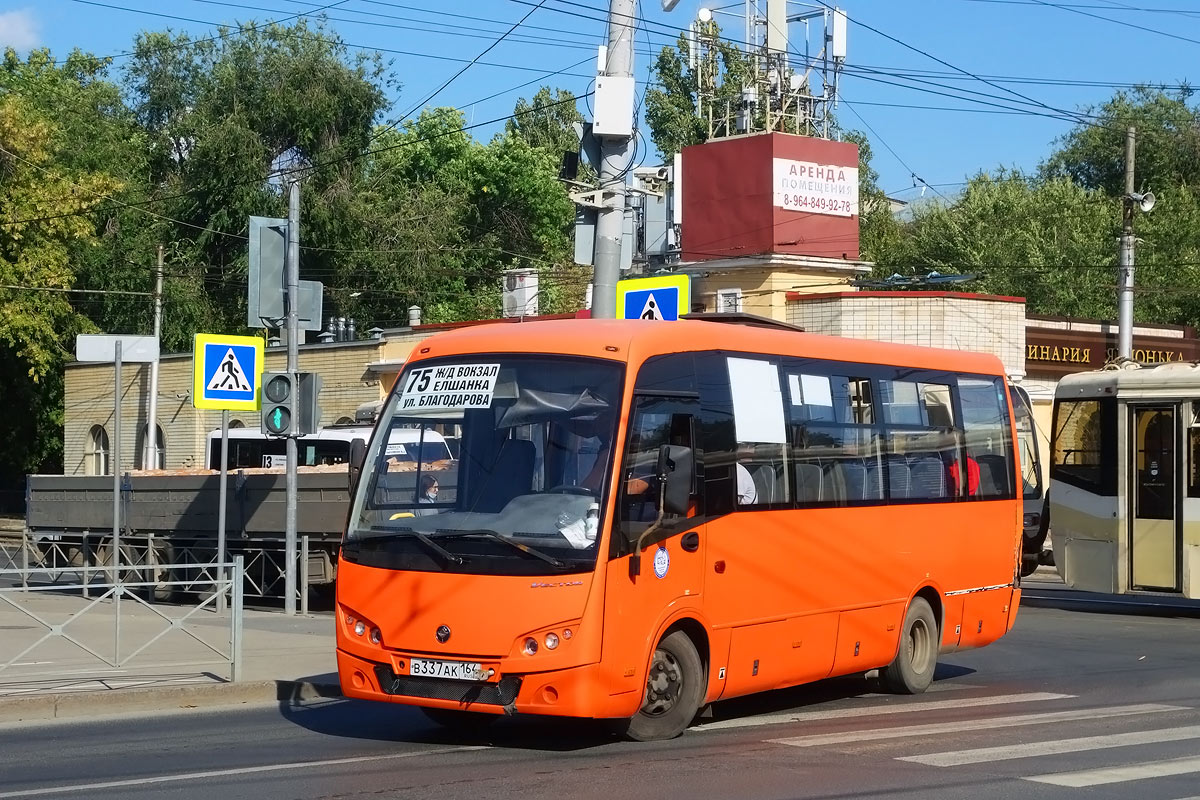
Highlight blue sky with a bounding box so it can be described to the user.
[3,0,1200,198]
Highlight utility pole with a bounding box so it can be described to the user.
[284,177,300,615]
[1118,126,1137,360]
[145,245,164,469]
[590,0,638,319]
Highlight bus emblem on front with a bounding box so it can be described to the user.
[436,625,451,643]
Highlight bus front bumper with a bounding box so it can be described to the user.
[337,648,631,719]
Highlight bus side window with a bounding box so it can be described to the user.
[616,399,699,549]
[960,378,1016,500]
[784,367,883,506]
[877,377,965,501]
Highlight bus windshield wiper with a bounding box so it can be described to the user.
[364,526,464,565]
[434,529,566,569]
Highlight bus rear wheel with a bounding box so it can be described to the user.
[624,630,705,742]
[881,597,938,695]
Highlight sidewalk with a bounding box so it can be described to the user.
[0,584,342,724]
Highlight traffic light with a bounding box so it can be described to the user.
[260,371,322,437]
[261,371,296,437]
[296,372,322,435]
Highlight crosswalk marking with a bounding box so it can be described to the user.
[899,723,1200,767]
[694,691,1072,732]
[1027,755,1200,787]
[767,703,1185,748]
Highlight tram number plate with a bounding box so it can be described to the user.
[409,658,483,681]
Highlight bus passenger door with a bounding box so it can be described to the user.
[1130,405,1180,591]
[602,397,706,701]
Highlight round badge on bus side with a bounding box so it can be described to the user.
[653,546,670,579]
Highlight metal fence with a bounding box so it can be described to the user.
[0,557,244,691]
[3,531,316,613]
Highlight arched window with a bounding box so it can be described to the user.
[136,424,166,469]
[88,426,110,475]
[229,419,246,429]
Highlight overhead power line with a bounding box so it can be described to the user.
[0,284,154,296]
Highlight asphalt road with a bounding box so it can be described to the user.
[3,596,1200,800]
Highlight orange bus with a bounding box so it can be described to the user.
[336,317,1023,740]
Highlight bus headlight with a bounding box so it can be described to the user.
[354,620,366,637]
[523,637,539,656]
[544,632,559,650]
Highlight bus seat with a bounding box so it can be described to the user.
[750,465,775,504]
[862,459,884,500]
[909,457,947,499]
[887,456,911,499]
[975,453,1009,497]
[836,460,865,501]
[472,438,536,512]
[794,462,824,503]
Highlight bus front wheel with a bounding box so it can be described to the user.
[624,630,705,742]
[881,597,938,695]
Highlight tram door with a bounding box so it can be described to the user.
[1130,406,1180,591]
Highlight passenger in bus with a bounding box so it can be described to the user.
[736,462,758,505]
[948,455,981,497]
[413,475,440,516]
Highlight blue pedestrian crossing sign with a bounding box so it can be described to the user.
[192,333,264,411]
[616,274,690,321]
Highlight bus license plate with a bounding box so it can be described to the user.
[409,658,483,681]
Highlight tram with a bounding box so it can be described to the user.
[1051,362,1200,597]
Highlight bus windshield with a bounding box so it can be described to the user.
[343,355,623,576]
[1009,385,1043,500]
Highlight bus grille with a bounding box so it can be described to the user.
[373,666,521,706]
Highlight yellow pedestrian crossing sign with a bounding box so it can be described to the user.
[616,274,690,321]
[192,333,264,410]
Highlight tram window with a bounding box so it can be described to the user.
[1052,399,1117,495]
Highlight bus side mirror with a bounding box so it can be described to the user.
[661,445,693,516]
[629,445,695,579]
[348,437,367,492]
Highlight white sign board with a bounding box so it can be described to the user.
[76,334,160,363]
[727,357,787,444]
[399,363,500,412]
[772,158,859,217]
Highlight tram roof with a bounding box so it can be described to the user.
[1057,361,1200,396]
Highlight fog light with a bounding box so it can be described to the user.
[354,621,366,636]
[544,632,559,650]
[370,628,381,644]
[523,637,538,655]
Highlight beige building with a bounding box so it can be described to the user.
[63,286,1036,477]
[682,253,872,318]
[66,334,422,476]
[784,290,1027,379]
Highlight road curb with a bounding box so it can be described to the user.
[0,678,344,724]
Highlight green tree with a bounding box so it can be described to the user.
[506,86,584,160]
[1041,87,1200,195]
[895,170,1118,318]
[0,92,121,482]
[644,22,755,158]
[842,130,905,267]
[122,19,390,340]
